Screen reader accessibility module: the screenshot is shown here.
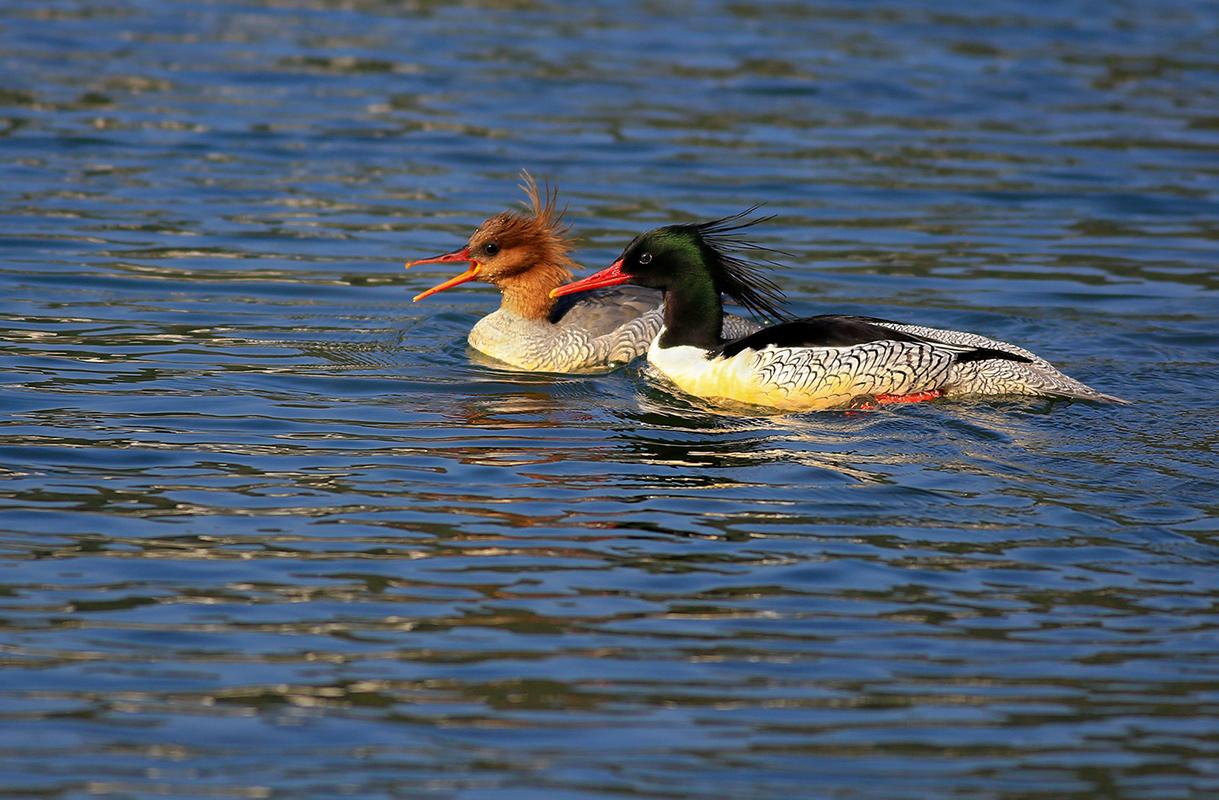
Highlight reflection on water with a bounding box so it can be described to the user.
[2,0,1219,798]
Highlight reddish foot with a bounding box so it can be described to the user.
[874,389,942,405]
[856,389,942,410]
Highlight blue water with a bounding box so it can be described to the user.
[2,1,1218,798]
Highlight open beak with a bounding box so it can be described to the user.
[404,247,479,302]
[549,257,629,299]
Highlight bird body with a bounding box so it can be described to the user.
[648,316,1118,410]
[551,212,1122,410]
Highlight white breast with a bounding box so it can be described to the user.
[646,331,777,407]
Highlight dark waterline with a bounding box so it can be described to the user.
[2,1,1218,798]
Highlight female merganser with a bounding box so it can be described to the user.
[404,173,759,372]
[551,211,1124,410]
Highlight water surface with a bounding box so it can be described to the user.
[2,1,1218,798]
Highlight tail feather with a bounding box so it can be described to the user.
[1042,382,1128,405]
[1001,362,1126,404]
[946,360,1125,404]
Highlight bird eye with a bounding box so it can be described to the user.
[483,242,500,256]
[638,252,652,265]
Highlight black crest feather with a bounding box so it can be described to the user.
[671,206,793,322]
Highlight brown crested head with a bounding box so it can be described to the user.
[465,172,575,287]
[405,171,577,317]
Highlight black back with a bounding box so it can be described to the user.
[711,315,1031,365]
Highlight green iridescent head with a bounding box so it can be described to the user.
[614,208,791,322]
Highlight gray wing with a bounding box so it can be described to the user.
[541,286,663,370]
[550,286,663,339]
[722,313,763,339]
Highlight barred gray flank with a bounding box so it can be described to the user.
[872,321,1123,402]
[735,321,1121,404]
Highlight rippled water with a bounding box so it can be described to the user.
[3,1,1218,798]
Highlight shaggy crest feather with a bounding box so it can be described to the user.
[518,170,568,235]
[668,207,792,322]
[472,171,569,259]
[470,170,576,287]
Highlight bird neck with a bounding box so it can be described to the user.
[498,260,574,320]
[658,273,723,350]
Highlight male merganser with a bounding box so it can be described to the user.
[404,173,759,372]
[551,211,1124,410]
